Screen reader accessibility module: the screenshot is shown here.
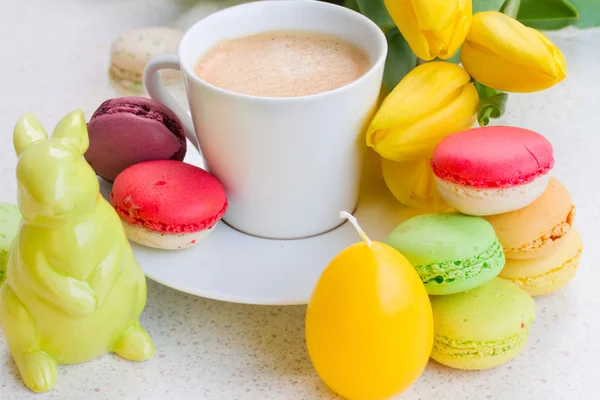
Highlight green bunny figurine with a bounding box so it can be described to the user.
[0,110,155,392]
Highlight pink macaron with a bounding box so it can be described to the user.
[431,126,554,216]
[111,160,227,250]
[85,97,187,182]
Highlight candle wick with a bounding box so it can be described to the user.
[340,211,372,246]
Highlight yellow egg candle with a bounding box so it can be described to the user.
[306,212,433,400]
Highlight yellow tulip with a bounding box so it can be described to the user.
[381,156,449,211]
[366,61,478,162]
[461,11,567,93]
[385,0,472,61]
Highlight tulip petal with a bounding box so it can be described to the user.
[412,0,456,31]
[368,62,471,131]
[372,84,478,160]
[412,0,469,58]
[461,41,565,93]
[441,0,472,60]
[468,12,556,72]
[532,29,567,78]
[385,0,434,60]
[366,62,478,161]
[385,0,472,61]
[381,156,449,211]
[461,11,567,93]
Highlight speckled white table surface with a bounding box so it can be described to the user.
[0,0,599,399]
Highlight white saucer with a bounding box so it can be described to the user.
[99,149,419,305]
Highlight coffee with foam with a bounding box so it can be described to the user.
[194,30,370,97]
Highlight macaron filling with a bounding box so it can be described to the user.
[435,173,552,216]
[417,239,504,286]
[433,323,531,358]
[435,173,551,199]
[113,199,228,234]
[121,221,218,250]
[431,160,554,189]
[109,65,180,87]
[109,65,143,85]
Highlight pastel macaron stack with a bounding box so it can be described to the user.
[385,212,534,370]
[383,125,583,371]
[431,126,581,297]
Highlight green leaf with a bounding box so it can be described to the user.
[500,0,522,18]
[356,0,397,31]
[475,82,508,126]
[342,0,360,12]
[569,0,600,27]
[515,0,600,29]
[517,0,579,30]
[383,28,417,91]
[472,0,506,13]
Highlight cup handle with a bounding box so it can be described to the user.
[143,54,201,152]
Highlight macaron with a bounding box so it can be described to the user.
[484,177,575,260]
[386,213,505,295]
[431,126,554,216]
[0,202,21,285]
[430,278,535,370]
[110,160,227,250]
[500,228,582,296]
[85,97,187,182]
[109,27,184,94]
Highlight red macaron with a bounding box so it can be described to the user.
[431,126,554,189]
[111,160,227,249]
[430,126,554,216]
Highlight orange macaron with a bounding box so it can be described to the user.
[484,177,575,259]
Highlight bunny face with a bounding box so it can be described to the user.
[16,139,99,221]
[14,110,99,222]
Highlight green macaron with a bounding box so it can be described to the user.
[386,212,504,295]
[430,278,536,370]
[0,202,21,285]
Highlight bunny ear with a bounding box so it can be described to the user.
[52,109,89,154]
[14,113,49,156]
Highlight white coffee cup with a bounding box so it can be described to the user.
[144,0,387,239]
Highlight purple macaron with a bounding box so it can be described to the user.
[85,97,187,182]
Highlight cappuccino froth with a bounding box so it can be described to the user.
[194,30,370,97]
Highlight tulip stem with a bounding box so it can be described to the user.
[500,0,522,19]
